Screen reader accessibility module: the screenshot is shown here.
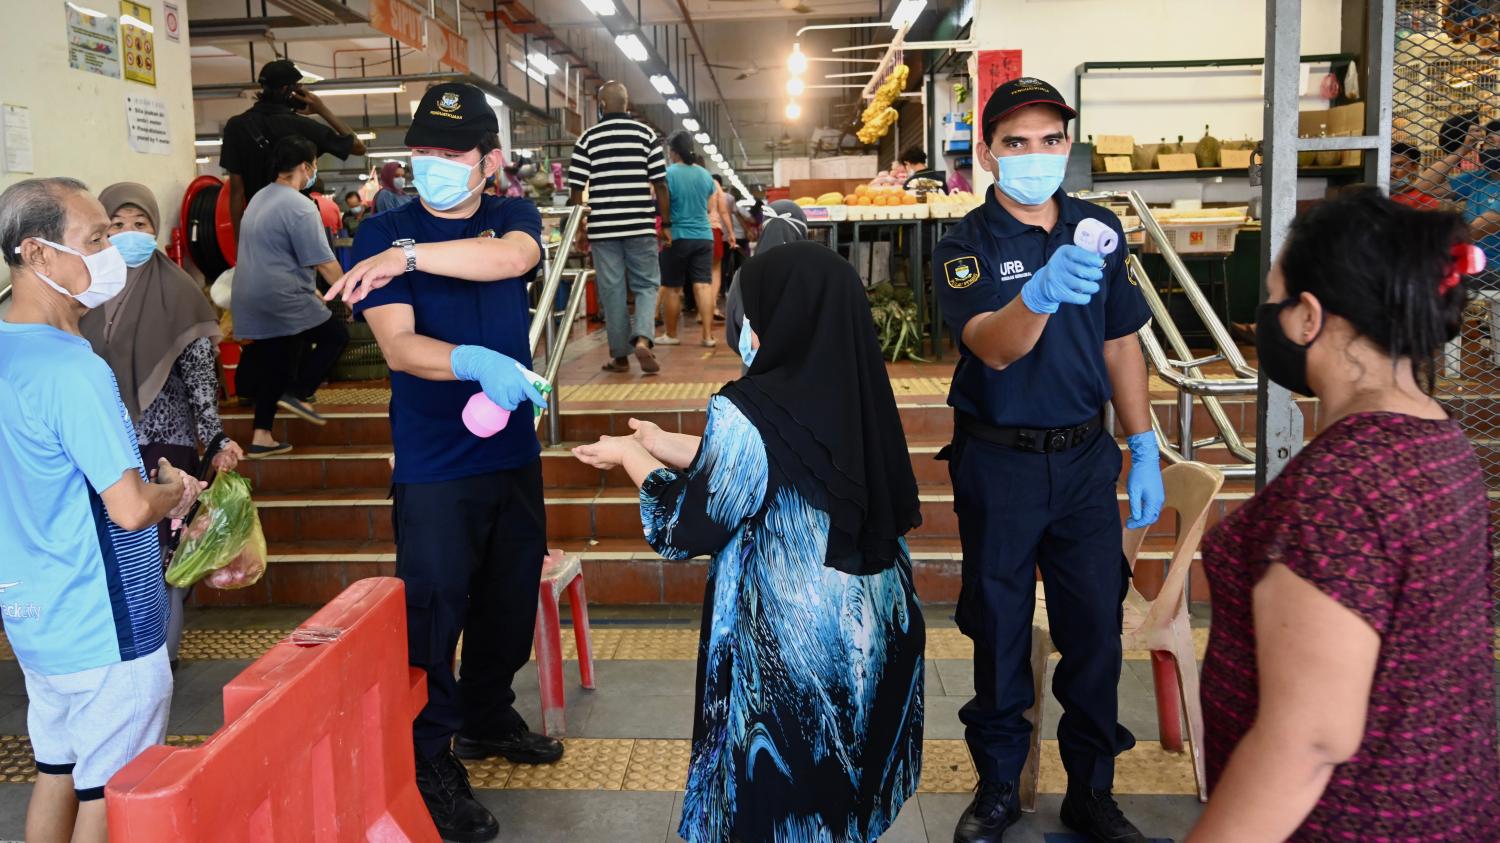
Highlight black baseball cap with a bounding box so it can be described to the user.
[405,83,499,151]
[258,59,310,87]
[981,77,1078,141]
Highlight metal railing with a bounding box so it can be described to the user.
[1078,190,1260,479]
[529,205,588,446]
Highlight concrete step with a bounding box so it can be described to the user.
[189,535,1208,609]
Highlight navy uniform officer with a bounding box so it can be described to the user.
[934,77,1165,843]
[325,82,560,843]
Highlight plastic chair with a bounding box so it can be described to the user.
[1021,461,1223,809]
[533,549,596,737]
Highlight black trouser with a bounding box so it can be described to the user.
[392,461,548,759]
[946,425,1135,791]
[240,315,348,430]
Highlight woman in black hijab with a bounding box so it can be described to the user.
[724,198,808,356]
[573,240,926,842]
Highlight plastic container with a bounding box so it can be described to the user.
[463,392,512,438]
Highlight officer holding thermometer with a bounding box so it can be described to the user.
[932,77,1162,843]
[324,82,560,843]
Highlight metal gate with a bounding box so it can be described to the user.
[1392,0,1500,608]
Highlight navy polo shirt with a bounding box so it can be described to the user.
[352,196,543,484]
[933,188,1149,429]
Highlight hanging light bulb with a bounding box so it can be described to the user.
[785,101,801,120]
[787,77,804,96]
[788,43,807,75]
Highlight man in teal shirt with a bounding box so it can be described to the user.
[1413,118,1500,276]
[657,131,721,347]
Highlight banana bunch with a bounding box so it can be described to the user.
[860,64,910,124]
[857,107,900,144]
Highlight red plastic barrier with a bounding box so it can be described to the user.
[106,577,437,842]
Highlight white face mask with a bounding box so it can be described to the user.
[15,237,128,309]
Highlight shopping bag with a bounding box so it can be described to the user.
[165,470,267,589]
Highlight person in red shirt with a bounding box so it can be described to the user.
[1389,141,1441,209]
[1188,189,1500,842]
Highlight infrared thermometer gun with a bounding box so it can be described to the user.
[1074,217,1120,256]
[461,363,554,438]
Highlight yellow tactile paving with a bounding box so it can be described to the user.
[307,387,392,405]
[622,739,692,791]
[462,755,518,790]
[559,377,951,405]
[916,739,978,793]
[1,626,1235,664]
[0,736,207,784]
[500,737,633,791]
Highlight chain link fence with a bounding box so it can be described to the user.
[1392,0,1500,610]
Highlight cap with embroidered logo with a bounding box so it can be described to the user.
[405,83,499,151]
[980,77,1078,142]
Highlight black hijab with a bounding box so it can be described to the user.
[718,240,922,575]
[725,199,808,355]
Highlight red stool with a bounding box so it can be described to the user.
[533,549,595,737]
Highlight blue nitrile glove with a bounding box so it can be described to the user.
[1019,244,1106,315]
[450,345,547,412]
[1125,431,1165,529]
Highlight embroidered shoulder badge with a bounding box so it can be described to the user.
[945,256,981,289]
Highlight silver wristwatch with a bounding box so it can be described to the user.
[394,238,417,272]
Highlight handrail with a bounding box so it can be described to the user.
[529,206,588,446]
[0,281,11,307]
[534,269,594,445]
[529,206,586,355]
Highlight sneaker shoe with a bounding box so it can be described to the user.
[953,779,1021,843]
[633,342,660,374]
[414,749,498,843]
[245,442,293,459]
[277,395,327,426]
[602,357,630,373]
[1059,787,1148,843]
[454,728,564,765]
[654,334,681,346]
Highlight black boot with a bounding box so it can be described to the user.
[415,749,499,843]
[953,779,1020,843]
[454,727,564,764]
[1059,786,1148,843]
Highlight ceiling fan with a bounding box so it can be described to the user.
[706,59,769,80]
[711,0,813,15]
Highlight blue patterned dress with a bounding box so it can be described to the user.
[640,396,925,843]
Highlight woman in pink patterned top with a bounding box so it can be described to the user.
[1189,190,1500,842]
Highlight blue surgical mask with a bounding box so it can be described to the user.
[412,155,481,210]
[109,231,158,268]
[738,316,757,365]
[991,151,1067,206]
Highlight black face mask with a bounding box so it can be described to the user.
[1255,300,1320,397]
[1483,149,1500,174]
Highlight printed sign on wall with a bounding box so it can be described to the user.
[66,2,121,79]
[120,1,156,86]
[125,94,170,154]
[163,2,180,43]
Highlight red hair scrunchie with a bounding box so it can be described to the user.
[1443,243,1485,294]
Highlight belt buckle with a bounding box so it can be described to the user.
[1044,428,1070,453]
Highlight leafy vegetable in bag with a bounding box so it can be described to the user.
[165,471,267,590]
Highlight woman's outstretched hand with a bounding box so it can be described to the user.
[627,417,662,456]
[572,435,646,471]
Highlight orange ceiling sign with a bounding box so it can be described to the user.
[369,0,424,52]
[434,22,469,73]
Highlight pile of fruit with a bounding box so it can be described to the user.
[792,185,919,206]
[925,190,980,207]
[857,64,909,144]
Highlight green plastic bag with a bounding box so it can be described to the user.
[165,471,267,589]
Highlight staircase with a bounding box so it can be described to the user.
[211,388,1280,609]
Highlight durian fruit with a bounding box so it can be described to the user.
[1151,137,1174,168]
[1196,124,1221,167]
[1089,134,1105,172]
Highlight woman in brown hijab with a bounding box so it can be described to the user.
[80,182,243,665]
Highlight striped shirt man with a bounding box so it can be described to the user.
[567,112,666,240]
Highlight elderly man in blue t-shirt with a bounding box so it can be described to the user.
[0,177,202,843]
[326,83,555,843]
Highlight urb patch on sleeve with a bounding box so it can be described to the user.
[944,256,981,289]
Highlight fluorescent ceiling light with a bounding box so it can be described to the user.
[787,78,804,96]
[299,70,325,83]
[704,144,718,155]
[313,85,407,97]
[785,102,801,120]
[890,0,926,28]
[359,174,370,181]
[666,97,689,114]
[649,75,676,96]
[528,52,559,75]
[682,118,700,131]
[368,150,412,158]
[581,0,615,14]
[356,131,377,141]
[195,156,210,164]
[788,43,807,75]
[121,14,153,32]
[694,132,711,143]
[615,33,648,62]
[194,138,223,147]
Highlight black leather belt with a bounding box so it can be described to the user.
[957,411,1103,454]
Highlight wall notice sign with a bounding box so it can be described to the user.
[163,2,180,42]
[120,1,156,85]
[125,95,170,154]
[369,0,425,52]
[67,2,121,79]
[1,105,34,174]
